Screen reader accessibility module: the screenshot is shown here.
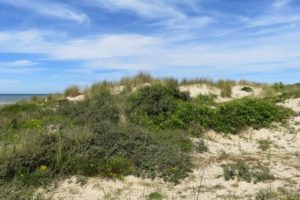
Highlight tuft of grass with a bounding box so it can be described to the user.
[222,162,275,183]
[257,139,272,151]
[64,85,80,97]
[147,192,165,200]
[194,139,208,153]
[256,187,300,200]
[217,80,234,98]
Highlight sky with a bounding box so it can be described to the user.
[0,0,300,93]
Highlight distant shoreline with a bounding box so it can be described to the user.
[0,94,48,105]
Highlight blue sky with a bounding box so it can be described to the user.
[0,0,300,93]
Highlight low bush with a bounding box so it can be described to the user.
[241,86,253,92]
[0,103,38,114]
[256,188,300,200]
[222,162,274,183]
[147,192,165,200]
[214,98,291,134]
[58,91,120,125]
[194,139,208,153]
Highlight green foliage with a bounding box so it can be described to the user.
[21,119,43,129]
[64,85,80,97]
[59,91,120,125]
[214,98,291,134]
[127,84,181,117]
[99,157,133,178]
[194,139,208,153]
[147,192,165,200]
[88,122,192,183]
[241,86,253,92]
[272,83,300,101]
[126,84,191,129]
[88,81,112,98]
[194,94,216,106]
[222,162,274,183]
[217,80,233,98]
[256,188,300,200]
[0,103,38,114]
[257,139,272,151]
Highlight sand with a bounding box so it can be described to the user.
[179,84,262,103]
[66,95,85,102]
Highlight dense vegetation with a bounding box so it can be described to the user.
[0,74,295,199]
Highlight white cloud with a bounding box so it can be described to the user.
[0,28,300,75]
[0,60,37,66]
[0,59,42,73]
[247,14,300,27]
[84,0,212,30]
[90,0,185,19]
[0,0,89,23]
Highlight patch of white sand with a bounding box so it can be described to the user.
[66,95,85,102]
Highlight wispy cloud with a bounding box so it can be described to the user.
[272,0,292,9]
[85,0,212,29]
[0,59,43,73]
[0,0,89,23]
[0,60,37,66]
[1,29,299,75]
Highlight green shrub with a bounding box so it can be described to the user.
[99,157,133,178]
[88,122,192,183]
[59,91,120,125]
[214,98,291,134]
[194,139,208,153]
[21,119,43,129]
[126,84,191,128]
[241,86,253,92]
[147,192,165,200]
[222,162,274,183]
[0,103,38,114]
[194,94,216,106]
[127,84,177,117]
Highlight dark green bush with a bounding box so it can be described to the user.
[214,98,291,134]
[87,122,192,183]
[241,86,253,92]
[127,84,177,117]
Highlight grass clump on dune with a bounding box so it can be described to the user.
[64,85,80,97]
[222,162,274,183]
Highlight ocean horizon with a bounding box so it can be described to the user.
[0,94,48,105]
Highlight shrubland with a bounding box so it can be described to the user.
[0,74,296,199]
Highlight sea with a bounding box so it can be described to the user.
[0,94,48,105]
